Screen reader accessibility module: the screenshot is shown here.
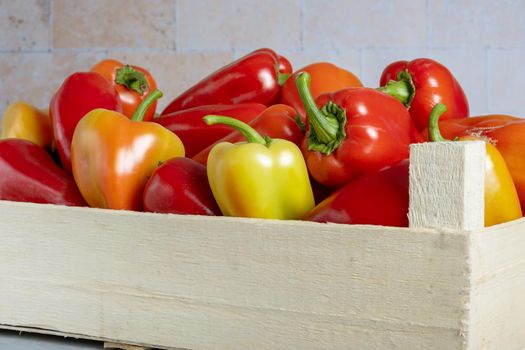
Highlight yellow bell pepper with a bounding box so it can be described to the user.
[203,115,315,220]
[429,103,522,226]
[1,101,52,149]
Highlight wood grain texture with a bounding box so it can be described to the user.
[408,141,485,230]
[104,341,152,350]
[466,217,525,349]
[0,200,471,350]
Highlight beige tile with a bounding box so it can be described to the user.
[0,0,51,50]
[106,50,234,111]
[53,0,176,49]
[429,1,525,48]
[178,0,301,51]
[488,50,525,116]
[304,0,426,49]
[0,51,107,112]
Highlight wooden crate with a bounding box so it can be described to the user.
[0,141,524,350]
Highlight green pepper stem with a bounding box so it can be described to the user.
[115,65,150,95]
[428,103,448,142]
[377,70,416,108]
[203,115,268,146]
[131,89,162,122]
[295,72,346,155]
[277,72,291,86]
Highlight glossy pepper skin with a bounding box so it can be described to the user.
[1,101,53,150]
[281,62,362,124]
[296,72,414,188]
[143,157,221,216]
[420,115,525,208]
[192,104,304,165]
[204,116,314,220]
[379,58,469,131]
[71,89,185,211]
[50,72,122,172]
[161,48,291,115]
[91,59,158,121]
[0,139,85,206]
[427,104,522,226]
[154,103,266,157]
[306,160,409,227]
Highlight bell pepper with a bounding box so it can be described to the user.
[295,71,415,188]
[426,104,524,222]
[378,58,469,131]
[281,62,363,124]
[161,48,291,115]
[154,103,266,157]
[91,59,158,121]
[203,116,314,220]
[420,114,525,208]
[0,139,86,206]
[253,47,293,76]
[71,89,185,211]
[192,104,304,165]
[143,157,221,216]
[306,160,409,227]
[50,72,122,172]
[1,101,53,150]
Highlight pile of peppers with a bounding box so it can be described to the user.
[0,48,522,227]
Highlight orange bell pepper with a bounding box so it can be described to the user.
[71,89,184,211]
[421,112,525,209]
[281,62,363,124]
[428,104,522,226]
[1,101,53,149]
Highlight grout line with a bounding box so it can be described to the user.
[425,0,430,49]
[486,48,491,113]
[359,47,364,81]
[300,0,305,51]
[173,0,178,51]
[48,0,53,51]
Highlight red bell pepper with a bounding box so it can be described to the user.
[161,48,292,115]
[420,114,525,209]
[143,157,221,216]
[305,160,409,227]
[154,103,266,158]
[49,72,122,172]
[252,48,293,76]
[379,58,469,131]
[0,139,86,206]
[295,72,414,188]
[192,104,304,165]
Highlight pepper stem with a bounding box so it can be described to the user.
[278,72,291,86]
[295,72,346,155]
[428,103,448,142]
[203,115,268,146]
[377,70,416,108]
[131,89,162,122]
[115,65,150,95]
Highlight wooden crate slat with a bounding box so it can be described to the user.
[0,200,471,349]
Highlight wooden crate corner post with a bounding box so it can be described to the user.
[408,140,486,230]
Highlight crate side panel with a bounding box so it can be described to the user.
[0,201,469,350]
[467,218,525,349]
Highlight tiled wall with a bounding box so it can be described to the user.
[1,0,524,116]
